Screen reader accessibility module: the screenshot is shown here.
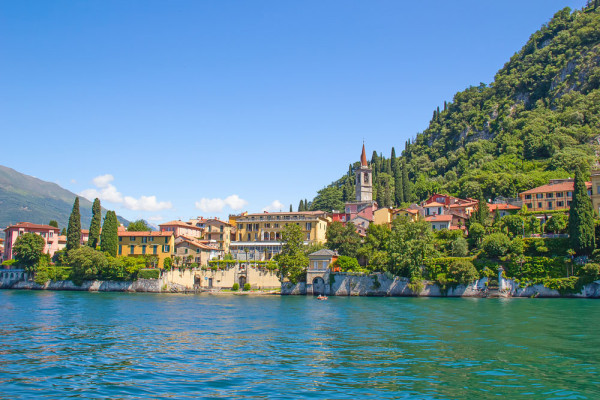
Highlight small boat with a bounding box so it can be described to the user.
[317,295,328,300]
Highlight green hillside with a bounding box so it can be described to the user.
[0,165,129,233]
[310,5,600,210]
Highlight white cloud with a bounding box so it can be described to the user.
[92,174,115,188]
[195,198,227,213]
[262,200,285,212]
[123,196,172,212]
[70,179,77,184]
[146,215,164,222]
[224,194,247,210]
[79,174,172,212]
[195,194,248,213]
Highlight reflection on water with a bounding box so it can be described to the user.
[0,291,599,399]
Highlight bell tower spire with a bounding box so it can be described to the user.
[360,143,368,167]
[356,143,373,202]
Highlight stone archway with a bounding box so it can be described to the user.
[312,277,325,296]
[239,275,247,287]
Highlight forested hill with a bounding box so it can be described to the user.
[306,5,600,213]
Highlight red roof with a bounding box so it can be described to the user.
[488,203,521,211]
[360,144,368,167]
[425,215,453,222]
[118,231,173,237]
[159,220,203,229]
[4,222,60,232]
[520,181,591,195]
[424,202,445,208]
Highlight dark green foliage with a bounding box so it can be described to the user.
[500,214,525,237]
[401,158,412,203]
[275,224,308,284]
[394,165,404,204]
[138,269,160,279]
[12,232,46,274]
[232,282,239,291]
[298,199,304,212]
[243,283,251,291]
[68,246,108,285]
[61,228,66,236]
[88,198,101,248]
[66,197,81,252]
[48,220,58,228]
[333,255,360,272]
[100,211,118,257]
[450,236,469,257]
[468,222,486,247]
[545,213,568,233]
[289,204,293,212]
[127,219,151,232]
[482,233,511,258]
[325,221,362,258]
[472,194,490,227]
[388,217,435,279]
[568,169,596,255]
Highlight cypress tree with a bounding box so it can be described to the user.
[391,147,397,172]
[305,199,309,210]
[66,197,81,252]
[444,101,447,111]
[88,198,101,248]
[100,211,118,257]
[402,159,412,203]
[395,165,404,205]
[371,151,378,166]
[473,193,490,226]
[48,220,58,228]
[289,204,293,212]
[568,169,595,255]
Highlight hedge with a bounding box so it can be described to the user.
[138,269,160,279]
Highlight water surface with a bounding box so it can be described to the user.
[0,291,598,399]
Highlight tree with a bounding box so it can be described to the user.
[472,194,490,227]
[545,214,568,234]
[388,217,435,279]
[402,158,412,203]
[275,224,308,284]
[127,219,151,232]
[48,220,58,228]
[325,221,361,258]
[357,223,391,270]
[311,186,345,212]
[394,165,404,205]
[500,214,525,237]
[88,198,102,248]
[61,228,67,236]
[12,232,46,274]
[569,169,596,255]
[298,199,304,212]
[390,147,397,172]
[289,204,293,212]
[333,256,360,272]
[468,222,486,247]
[450,236,469,257]
[69,246,108,284]
[66,197,81,252]
[100,211,119,257]
[482,233,511,258]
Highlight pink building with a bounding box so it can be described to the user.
[3,222,61,260]
[159,220,205,239]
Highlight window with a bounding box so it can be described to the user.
[557,192,564,198]
[438,207,442,215]
[247,233,251,241]
[142,245,146,255]
[548,202,553,210]
[49,232,53,237]
[165,237,168,244]
[536,194,543,199]
[119,237,122,242]
[538,202,542,208]
[141,237,147,243]
[220,225,223,232]
[130,236,136,241]
[546,193,553,199]
[162,245,170,253]
[118,245,122,255]
[306,233,311,240]
[220,234,223,240]
[254,233,258,240]
[567,191,573,197]
[525,194,532,200]
[130,245,135,254]
[185,249,188,254]
[153,245,158,255]
[196,248,200,253]
[567,201,572,206]
[305,222,312,230]
[526,203,532,209]
[557,201,564,208]
[247,224,252,232]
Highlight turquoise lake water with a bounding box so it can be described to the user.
[0,291,598,399]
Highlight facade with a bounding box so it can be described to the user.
[203,219,232,252]
[3,222,61,260]
[373,207,396,227]
[395,207,420,222]
[159,220,204,239]
[424,214,453,230]
[306,249,338,296]
[174,236,223,266]
[488,203,521,219]
[519,179,592,212]
[355,143,373,202]
[230,211,331,261]
[591,169,600,215]
[117,231,175,268]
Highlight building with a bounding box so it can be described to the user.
[174,236,223,266]
[230,211,331,261]
[519,179,592,212]
[488,203,521,219]
[3,222,61,260]
[424,214,453,230]
[306,249,339,296]
[373,207,396,227]
[117,231,175,268]
[203,218,232,252]
[159,220,204,239]
[591,169,600,215]
[395,207,420,222]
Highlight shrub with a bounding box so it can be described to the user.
[448,259,479,284]
[243,283,251,291]
[450,237,469,257]
[581,263,600,280]
[1,259,16,266]
[509,237,525,256]
[138,269,160,279]
[68,247,108,285]
[482,233,511,258]
[468,223,485,246]
[333,256,360,272]
[232,283,239,291]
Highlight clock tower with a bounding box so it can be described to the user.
[355,144,373,202]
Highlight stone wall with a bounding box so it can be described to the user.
[162,266,280,290]
[7,278,162,292]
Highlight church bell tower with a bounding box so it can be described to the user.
[355,144,373,202]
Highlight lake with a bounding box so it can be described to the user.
[0,291,598,399]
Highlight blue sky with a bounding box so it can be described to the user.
[0,0,587,223]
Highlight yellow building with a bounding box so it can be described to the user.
[373,207,396,228]
[394,208,420,222]
[591,169,600,215]
[231,211,331,261]
[118,231,175,268]
[203,218,232,253]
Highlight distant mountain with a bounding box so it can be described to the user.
[0,165,130,234]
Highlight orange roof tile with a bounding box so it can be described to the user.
[488,203,521,211]
[424,202,445,207]
[520,181,591,195]
[4,222,60,232]
[425,215,453,222]
[118,231,173,237]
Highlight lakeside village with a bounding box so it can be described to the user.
[2,145,600,297]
